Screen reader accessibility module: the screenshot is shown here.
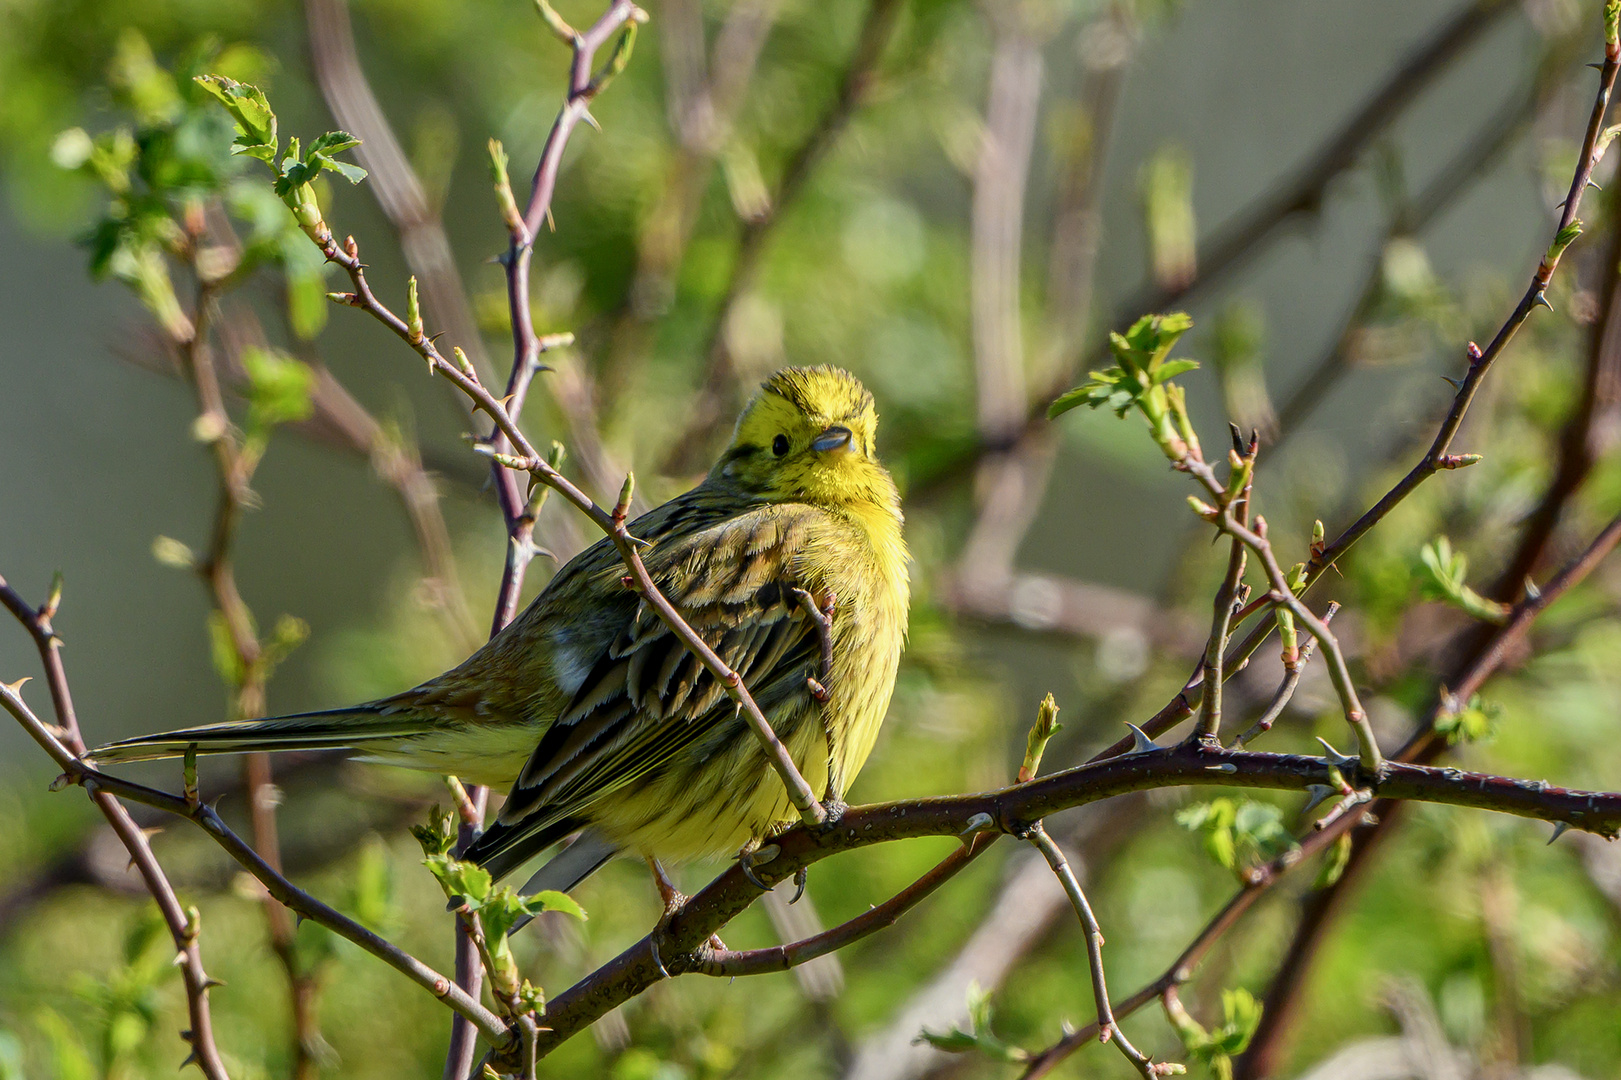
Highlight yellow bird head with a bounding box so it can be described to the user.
[714,366,895,508]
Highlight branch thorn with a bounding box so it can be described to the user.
[1314,736,1359,770]
[1123,723,1162,755]
[1549,821,1573,844]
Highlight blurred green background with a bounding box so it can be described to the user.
[5,0,1621,1077]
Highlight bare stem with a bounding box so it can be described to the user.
[1026,823,1170,1077]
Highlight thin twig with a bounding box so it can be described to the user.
[320,226,827,824]
[0,578,231,1080]
[1232,603,1336,748]
[0,678,513,1046]
[1026,823,1169,1077]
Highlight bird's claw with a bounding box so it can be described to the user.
[788,866,808,905]
[738,843,781,891]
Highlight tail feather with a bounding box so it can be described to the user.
[506,829,618,935]
[464,813,598,884]
[86,706,415,765]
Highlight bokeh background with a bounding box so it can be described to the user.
[6,0,1621,1077]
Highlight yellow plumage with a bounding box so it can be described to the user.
[92,366,910,885]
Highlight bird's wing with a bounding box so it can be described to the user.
[492,504,824,838]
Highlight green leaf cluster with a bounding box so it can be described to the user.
[194,72,365,245]
[1434,692,1501,746]
[413,808,585,1012]
[1167,988,1263,1080]
[1175,798,1297,880]
[1049,312,1202,461]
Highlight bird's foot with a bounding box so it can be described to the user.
[737,841,782,891]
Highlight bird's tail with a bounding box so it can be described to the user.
[85,706,420,766]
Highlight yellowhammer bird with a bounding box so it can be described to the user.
[92,366,910,892]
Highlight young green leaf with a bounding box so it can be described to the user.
[193,74,277,158]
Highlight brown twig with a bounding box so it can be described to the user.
[319,218,828,825]
[303,0,497,389]
[0,577,232,1080]
[0,675,513,1046]
[1232,603,1335,748]
[1026,823,1170,1077]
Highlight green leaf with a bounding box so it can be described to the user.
[424,853,492,905]
[1314,833,1353,889]
[410,805,459,857]
[192,73,276,156]
[1154,358,1201,382]
[1416,537,1510,624]
[308,130,361,156]
[312,154,367,185]
[913,983,1028,1064]
[1177,798,1295,879]
[526,889,587,921]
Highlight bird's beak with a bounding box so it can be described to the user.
[811,425,853,453]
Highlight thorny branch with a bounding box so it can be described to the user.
[0,577,231,1080]
[441,0,652,1069]
[1026,823,1170,1077]
[0,673,512,1048]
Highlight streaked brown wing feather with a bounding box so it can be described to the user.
[496,506,821,834]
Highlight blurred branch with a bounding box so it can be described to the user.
[598,0,785,403]
[972,2,1044,447]
[0,576,232,1080]
[1273,29,1580,446]
[660,0,908,475]
[304,0,496,390]
[1110,0,1515,333]
[941,569,1201,652]
[163,243,326,1076]
[912,0,1520,500]
[1493,140,1621,596]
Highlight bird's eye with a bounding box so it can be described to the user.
[772,434,790,457]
